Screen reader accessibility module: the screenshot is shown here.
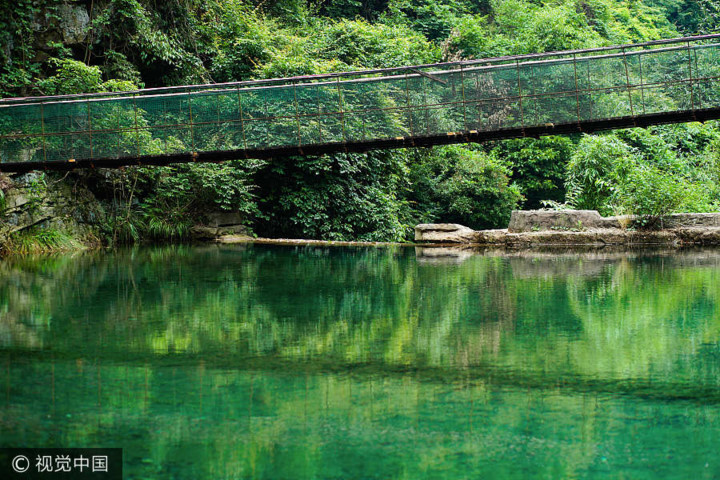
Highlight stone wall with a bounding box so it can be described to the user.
[0,172,107,250]
[507,210,720,233]
[507,210,625,232]
[415,210,720,246]
[0,171,252,251]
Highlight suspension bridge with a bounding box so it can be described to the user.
[2,34,720,173]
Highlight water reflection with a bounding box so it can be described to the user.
[1,245,720,478]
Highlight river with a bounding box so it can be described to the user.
[1,245,719,479]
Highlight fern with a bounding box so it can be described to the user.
[7,229,80,254]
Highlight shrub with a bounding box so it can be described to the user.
[314,19,440,68]
[565,134,638,215]
[616,166,716,228]
[254,151,414,241]
[408,145,523,230]
[490,136,575,209]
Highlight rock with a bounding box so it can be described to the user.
[414,223,478,243]
[4,190,29,210]
[205,211,244,227]
[217,225,248,236]
[674,227,720,245]
[415,211,720,247]
[505,230,619,247]
[193,212,248,241]
[626,230,680,245]
[505,229,684,247]
[216,234,254,243]
[58,4,90,44]
[508,210,617,233]
[475,229,507,244]
[662,213,720,228]
[601,215,634,229]
[190,226,219,240]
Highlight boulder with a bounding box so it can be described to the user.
[475,229,507,244]
[662,213,720,228]
[414,223,478,243]
[4,189,30,211]
[205,211,244,228]
[190,226,219,240]
[507,210,622,232]
[191,223,249,240]
[58,4,90,44]
[217,224,249,236]
[674,227,720,245]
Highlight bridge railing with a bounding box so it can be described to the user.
[2,34,720,168]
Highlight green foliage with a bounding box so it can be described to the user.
[386,0,487,41]
[648,0,720,34]
[89,0,209,85]
[565,134,638,215]
[202,2,280,81]
[318,0,391,20]
[311,19,441,69]
[7,229,80,254]
[143,208,193,241]
[106,214,143,245]
[408,145,523,229]
[565,130,720,223]
[37,59,104,95]
[137,161,262,215]
[102,161,263,245]
[255,151,413,241]
[36,59,139,96]
[595,0,678,42]
[2,0,719,243]
[489,136,576,209]
[444,0,677,60]
[102,50,144,86]
[617,165,715,227]
[0,0,47,96]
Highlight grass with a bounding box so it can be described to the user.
[145,215,191,241]
[5,229,83,255]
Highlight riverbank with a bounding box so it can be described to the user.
[213,210,720,249]
[414,210,720,247]
[4,170,720,256]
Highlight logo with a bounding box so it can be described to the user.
[11,455,29,473]
[2,449,121,479]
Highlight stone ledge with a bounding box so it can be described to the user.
[414,223,478,243]
[508,210,720,233]
[504,229,679,247]
[415,213,720,246]
[190,223,249,240]
[508,210,609,233]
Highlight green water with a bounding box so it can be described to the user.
[2,245,720,479]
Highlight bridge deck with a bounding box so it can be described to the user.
[2,34,720,173]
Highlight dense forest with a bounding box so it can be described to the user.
[2,0,720,244]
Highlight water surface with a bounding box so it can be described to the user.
[1,245,720,479]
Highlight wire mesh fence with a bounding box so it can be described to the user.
[2,34,720,169]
